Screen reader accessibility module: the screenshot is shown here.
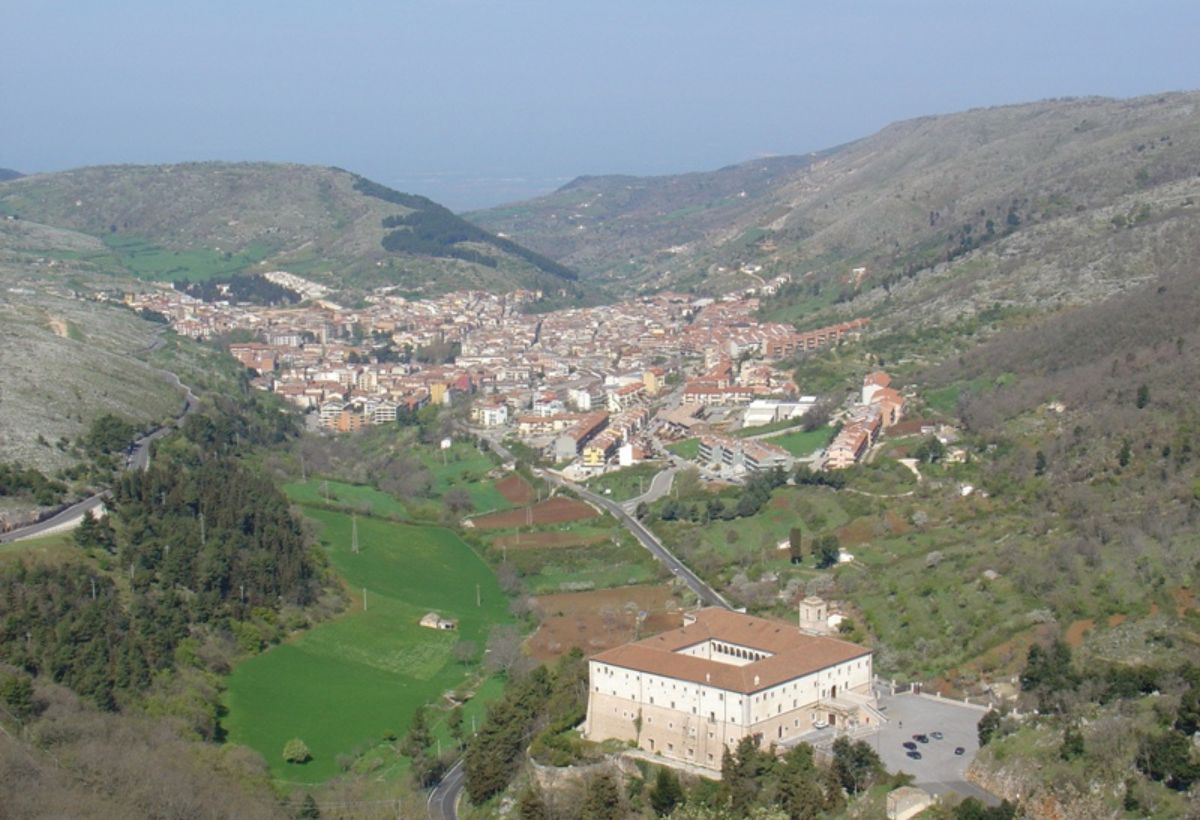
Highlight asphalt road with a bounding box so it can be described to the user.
[620,465,676,511]
[427,759,465,820]
[539,468,733,610]
[0,365,198,544]
[0,493,109,544]
[471,429,732,610]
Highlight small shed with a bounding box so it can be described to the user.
[419,612,458,630]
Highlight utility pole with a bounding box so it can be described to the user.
[199,511,205,547]
[351,514,359,554]
[300,453,307,482]
[476,583,481,607]
[91,577,96,600]
[363,587,368,611]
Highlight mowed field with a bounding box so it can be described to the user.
[469,496,598,530]
[527,585,683,662]
[223,506,511,784]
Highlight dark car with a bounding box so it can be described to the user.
[931,731,944,740]
[914,734,929,743]
[902,741,918,750]
[906,750,922,760]
[955,746,965,756]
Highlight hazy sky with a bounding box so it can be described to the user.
[5,1,1200,209]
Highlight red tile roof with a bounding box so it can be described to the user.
[591,608,869,693]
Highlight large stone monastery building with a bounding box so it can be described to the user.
[583,608,879,771]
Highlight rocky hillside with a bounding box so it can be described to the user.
[472,92,1200,309]
[0,163,578,296]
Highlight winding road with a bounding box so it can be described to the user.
[0,355,199,545]
[426,759,465,820]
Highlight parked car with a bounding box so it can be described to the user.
[906,750,922,760]
[954,746,965,756]
[913,734,929,743]
[813,720,829,730]
[902,741,918,750]
[931,731,944,740]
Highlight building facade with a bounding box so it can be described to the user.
[584,609,878,772]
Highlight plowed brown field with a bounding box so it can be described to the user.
[470,496,598,529]
[527,585,683,661]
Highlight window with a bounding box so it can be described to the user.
[668,743,674,752]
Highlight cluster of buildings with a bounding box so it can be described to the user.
[823,371,906,470]
[126,274,873,471]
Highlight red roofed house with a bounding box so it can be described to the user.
[861,371,892,405]
[584,608,878,772]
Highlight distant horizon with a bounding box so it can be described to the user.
[6,1,1200,210]
[6,85,1199,214]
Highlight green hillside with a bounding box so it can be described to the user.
[0,162,579,295]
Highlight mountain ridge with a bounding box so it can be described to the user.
[0,162,578,296]
[470,91,1200,306]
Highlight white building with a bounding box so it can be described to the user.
[479,403,509,428]
[584,609,879,772]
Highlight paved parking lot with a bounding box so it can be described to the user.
[874,692,998,803]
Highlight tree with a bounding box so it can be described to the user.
[913,436,945,464]
[649,766,684,816]
[0,672,35,720]
[517,783,550,820]
[581,771,622,820]
[452,640,478,665]
[788,527,804,565]
[831,736,882,794]
[483,624,523,674]
[1034,450,1047,476]
[297,793,320,819]
[777,744,823,820]
[978,710,1002,746]
[1137,730,1200,791]
[444,487,474,516]
[723,735,771,814]
[1175,684,1200,736]
[283,738,311,764]
[447,705,465,746]
[402,705,432,759]
[1136,384,1150,409]
[1060,723,1085,760]
[814,534,840,569]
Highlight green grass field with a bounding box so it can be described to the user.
[584,463,663,502]
[666,438,701,459]
[223,507,512,784]
[282,479,409,518]
[0,530,76,565]
[103,235,275,282]
[767,425,834,457]
[418,442,510,512]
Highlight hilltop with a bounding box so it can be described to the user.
[0,163,578,296]
[0,168,21,182]
[471,91,1200,310]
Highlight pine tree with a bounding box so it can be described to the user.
[582,772,622,820]
[649,766,684,816]
[516,783,550,820]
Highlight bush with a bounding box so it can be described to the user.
[283,738,311,764]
